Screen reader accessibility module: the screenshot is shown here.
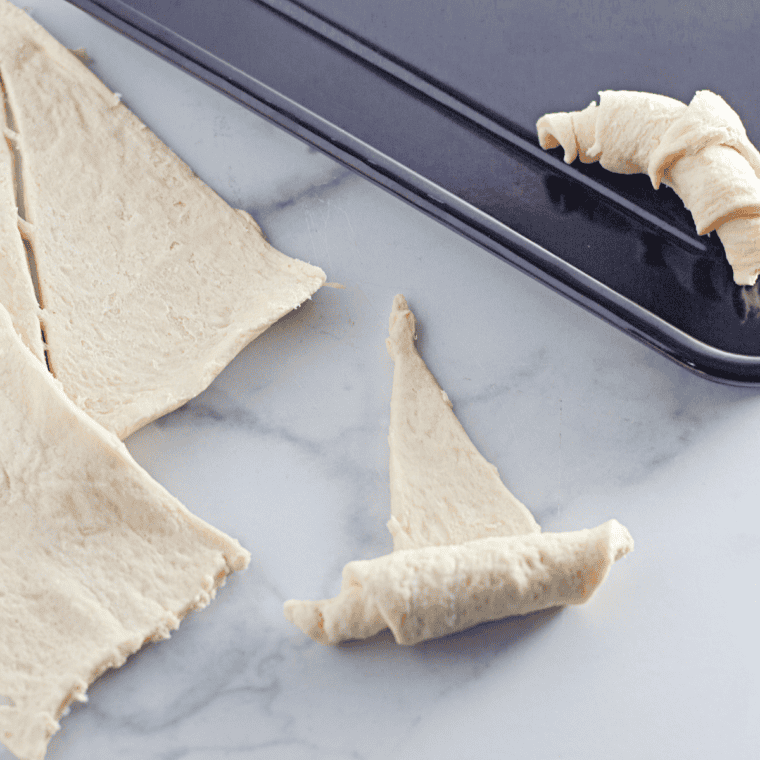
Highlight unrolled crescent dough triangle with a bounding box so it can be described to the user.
[0,0,325,439]
[284,296,633,645]
[0,300,250,760]
[386,294,540,550]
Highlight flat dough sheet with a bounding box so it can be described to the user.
[285,296,633,645]
[0,0,326,439]
[0,302,250,760]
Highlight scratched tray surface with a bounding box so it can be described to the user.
[66,0,760,380]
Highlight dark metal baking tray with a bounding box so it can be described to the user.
[65,0,760,384]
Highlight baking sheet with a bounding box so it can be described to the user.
[66,0,760,382]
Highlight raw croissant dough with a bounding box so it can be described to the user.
[284,296,633,645]
[0,0,326,439]
[537,90,760,286]
[386,294,539,550]
[0,90,44,364]
[0,301,250,760]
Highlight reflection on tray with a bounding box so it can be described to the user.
[543,172,760,327]
[737,283,760,322]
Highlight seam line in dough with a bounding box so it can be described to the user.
[0,63,52,373]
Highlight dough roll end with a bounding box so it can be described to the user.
[283,600,331,645]
[716,215,760,286]
[537,111,578,164]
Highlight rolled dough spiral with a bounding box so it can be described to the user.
[537,90,760,286]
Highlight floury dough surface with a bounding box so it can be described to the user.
[0,0,325,439]
[537,89,760,286]
[284,296,633,645]
[0,302,250,760]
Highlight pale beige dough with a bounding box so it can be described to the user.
[0,91,43,362]
[386,295,539,550]
[284,296,633,645]
[0,302,250,760]
[0,0,326,439]
[286,521,633,646]
[537,89,760,286]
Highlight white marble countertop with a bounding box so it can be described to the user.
[4,2,760,759]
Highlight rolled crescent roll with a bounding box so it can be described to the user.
[285,521,633,646]
[284,297,633,646]
[537,90,760,286]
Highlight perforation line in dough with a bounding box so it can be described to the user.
[0,64,53,373]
